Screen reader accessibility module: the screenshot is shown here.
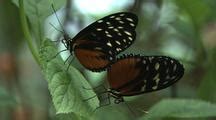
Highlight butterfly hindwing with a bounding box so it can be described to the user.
[107,55,184,96]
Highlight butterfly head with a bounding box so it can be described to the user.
[62,33,77,52]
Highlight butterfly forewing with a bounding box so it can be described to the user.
[74,42,115,72]
[107,55,184,96]
[73,12,138,55]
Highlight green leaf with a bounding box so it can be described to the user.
[0,0,23,52]
[198,48,216,102]
[174,0,208,62]
[175,0,211,28]
[12,0,66,45]
[55,113,84,120]
[39,39,99,119]
[141,99,216,120]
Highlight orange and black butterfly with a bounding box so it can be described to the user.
[100,54,184,104]
[52,5,138,72]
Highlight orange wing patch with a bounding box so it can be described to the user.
[108,57,141,92]
[75,48,110,71]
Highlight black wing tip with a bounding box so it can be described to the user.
[117,54,142,60]
[160,56,185,78]
[117,54,184,68]
[108,12,138,22]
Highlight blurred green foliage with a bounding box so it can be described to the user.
[0,0,23,53]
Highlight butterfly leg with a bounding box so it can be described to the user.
[64,55,72,64]
[82,94,98,102]
[66,56,75,71]
[82,90,107,102]
[82,83,106,91]
[47,49,68,63]
[93,93,111,112]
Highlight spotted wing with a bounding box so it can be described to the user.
[107,54,184,96]
[73,12,138,55]
[74,42,115,72]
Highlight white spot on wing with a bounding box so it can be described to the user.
[95,47,102,50]
[128,37,133,41]
[171,60,174,64]
[114,28,119,32]
[110,16,115,18]
[106,22,111,25]
[105,31,109,34]
[116,48,122,51]
[118,33,122,36]
[107,34,112,37]
[118,26,123,29]
[153,73,160,80]
[152,86,157,90]
[163,81,169,85]
[141,85,146,91]
[120,14,125,16]
[152,78,160,90]
[149,57,154,62]
[97,20,103,23]
[107,42,112,47]
[171,76,176,80]
[130,23,135,27]
[96,28,102,31]
[108,26,114,29]
[109,56,113,60]
[155,63,160,70]
[115,17,121,20]
[115,41,121,45]
[124,31,132,36]
[119,21,124,24]
[126,18,133,22]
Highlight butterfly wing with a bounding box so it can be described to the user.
[107,55,184,96]
[74,41,115,72]
[73,12,138,55]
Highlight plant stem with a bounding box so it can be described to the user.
[19,0,40,65]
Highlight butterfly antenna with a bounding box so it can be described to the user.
[47,49,68,62]
[49,22,64,34]
[51,4,66,33]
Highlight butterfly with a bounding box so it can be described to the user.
[100,54,184,104]
[52,4,138,72]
